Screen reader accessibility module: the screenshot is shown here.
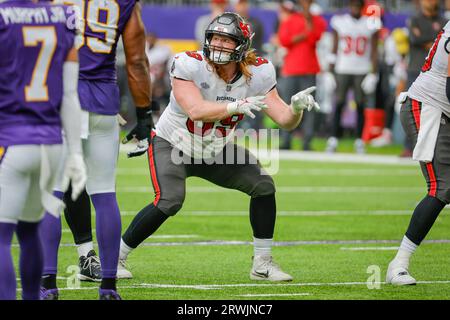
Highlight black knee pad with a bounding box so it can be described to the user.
[157,199,184,216]
[251,176,276,197]
[438,190,450,205]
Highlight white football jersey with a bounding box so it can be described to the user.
[408,22,450,117]
[331,14,377,75]
[156,51,277,159]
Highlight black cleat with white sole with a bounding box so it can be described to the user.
[78,250,102,282]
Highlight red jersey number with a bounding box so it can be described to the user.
[342,36,368,56]
[185,51,203,61]
[214,114,245,138]
[186,119,214,136]
[254,57,269,66]
[186,114,244,138]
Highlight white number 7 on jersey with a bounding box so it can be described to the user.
[22,27,57,102]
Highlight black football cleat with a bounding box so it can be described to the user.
[78,250,102,282]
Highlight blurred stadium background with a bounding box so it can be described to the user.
[117,0,450,155]
[142,0,415,11]
[106,0,450,300]
[14,0,450,300]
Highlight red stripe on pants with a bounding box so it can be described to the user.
[411,99,437,197]
[426,162,437,197]
[148,131,161,205]
[411,99,421,131]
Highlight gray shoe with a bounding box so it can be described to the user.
[250,256,293,282]
[325,137,338,153]
[354,139,366,154]
[117,259,133,279]
[386,261,416,286]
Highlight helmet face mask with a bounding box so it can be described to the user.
[203,12,254,64]
[207,39,236,65]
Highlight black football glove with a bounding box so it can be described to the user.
[122,104,155,158]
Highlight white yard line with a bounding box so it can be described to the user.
[117,186,423,193]
[137,280,450,290]
[119,145,416,166]
[120,209,449,217]
[134,239,450,247]
[26,239,449,248]
[143,235,199,239]
[340,247,399,251]
[278,169,418,176]
[12,239,450,248]
[179,210,416,217]
[236,293,310,297]
[16,277,67,281]
[18,280,450,292]
[60,229,198,239]
[116,168,418,176]
[275,150,416,166]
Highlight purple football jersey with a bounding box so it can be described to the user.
[78,79,120,115]
[61,0,137,115]
[77,0,136,82]
[0,0,76,146]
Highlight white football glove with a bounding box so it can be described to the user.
[361,73,379,94]
[117,114,127,126]
[290,86,320,113]
[395,92,408,115]
[227,96,268,119]
[322,72,337,91]
[127,139,149,158]
[60,153,87,201]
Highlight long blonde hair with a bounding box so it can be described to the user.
[207,50,258,84]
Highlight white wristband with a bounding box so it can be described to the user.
[226,101,238,115]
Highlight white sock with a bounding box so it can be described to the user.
[253,237,272,258]
[392,236,418,269]
[77,241,94,258]
[119,239,134,261]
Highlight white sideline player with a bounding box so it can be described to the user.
[325,0,380,154]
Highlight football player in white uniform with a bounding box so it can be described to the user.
[386,21,450,285]
[325,0,379,154]
[118,12,319,281]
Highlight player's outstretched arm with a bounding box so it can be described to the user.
[264,87,320,131]
[122,2,154,146]
[60,47,87,200]
[263,87,301,130]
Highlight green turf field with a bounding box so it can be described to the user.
[13,148,450,300]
